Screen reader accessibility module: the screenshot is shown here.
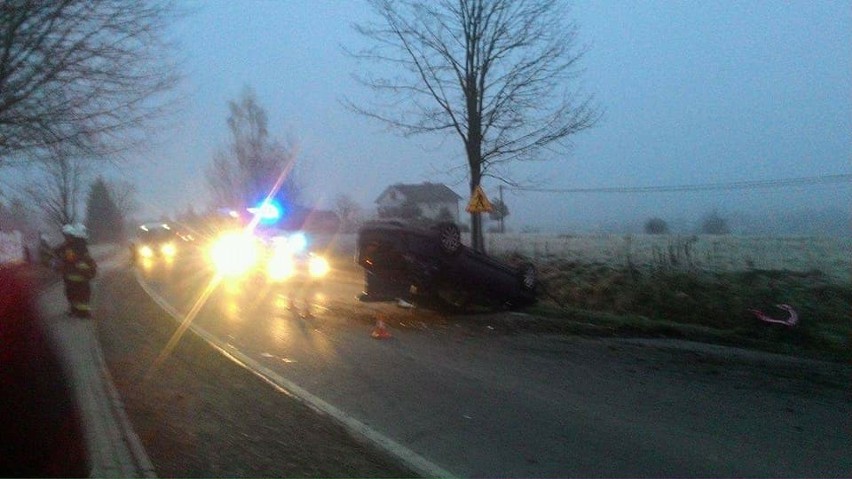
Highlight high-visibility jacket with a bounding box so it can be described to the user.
[56,240,97,283]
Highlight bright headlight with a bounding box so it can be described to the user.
[210,232,258,277]
[267,252,295,282]
[308,254,330,278]
[139,245,154,258]
[161,242,177,257]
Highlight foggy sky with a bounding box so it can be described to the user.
[126,0,851,233]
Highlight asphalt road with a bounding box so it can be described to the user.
[128,246,851,478]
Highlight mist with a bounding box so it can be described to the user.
[9,1,847,239]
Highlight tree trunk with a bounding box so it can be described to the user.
[467,77,485,253]
[469,163,484,253]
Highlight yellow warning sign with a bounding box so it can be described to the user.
[466,185,493,213]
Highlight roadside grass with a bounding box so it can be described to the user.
[507,254,851,362]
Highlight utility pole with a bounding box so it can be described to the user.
[499,185,504,234]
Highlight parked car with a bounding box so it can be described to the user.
[356,220,537,310]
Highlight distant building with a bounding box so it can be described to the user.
[376,182,462,222]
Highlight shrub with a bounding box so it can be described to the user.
[700,211,730,235]
[644,217,669,234]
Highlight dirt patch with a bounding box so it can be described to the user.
[94,269,413,478]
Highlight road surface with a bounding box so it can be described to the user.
[123,246,850,477]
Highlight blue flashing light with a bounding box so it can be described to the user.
[248,200,283,224]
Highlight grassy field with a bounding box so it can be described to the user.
[484,233,851,282]
[482,233,851,360]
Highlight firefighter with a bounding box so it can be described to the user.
[56,224,97,318]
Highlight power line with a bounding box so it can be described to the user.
[507,173,852,194]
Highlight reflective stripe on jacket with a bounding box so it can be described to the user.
[57,242,97,281]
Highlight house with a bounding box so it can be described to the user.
[376,182,462,222]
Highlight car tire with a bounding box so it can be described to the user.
[519,263,537,292]
[434,222,461,255]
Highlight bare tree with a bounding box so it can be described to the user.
[333,193,362,233]
[205,87,300,211]
[23,150,88,228]
[206,88,301,212]
[0,0,180,167]
[206,150,241,209]
[106,179,141,223]
[0,196,34,234]
[350,0,599,251]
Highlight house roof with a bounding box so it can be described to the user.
[376,182,462,204]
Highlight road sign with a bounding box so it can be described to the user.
[466,186,493,213]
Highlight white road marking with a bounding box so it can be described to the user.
[134,270,456,478]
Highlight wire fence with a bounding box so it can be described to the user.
[480,232,851,282]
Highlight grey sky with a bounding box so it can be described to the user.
[128,0,851,232]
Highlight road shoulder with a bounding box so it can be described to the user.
[94,267,413,477]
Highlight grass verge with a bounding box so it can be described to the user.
[515,258,852,363]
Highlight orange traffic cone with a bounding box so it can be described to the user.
[371,318,392,339]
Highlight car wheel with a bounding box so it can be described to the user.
[519,263,537,292]
[435,222,461,255]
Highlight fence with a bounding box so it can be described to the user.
[483,233,851,282]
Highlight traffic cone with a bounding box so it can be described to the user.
[371,317,392,339]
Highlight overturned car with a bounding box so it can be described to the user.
[356,220,537,310]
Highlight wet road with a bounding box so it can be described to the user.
[127,247,851,478]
